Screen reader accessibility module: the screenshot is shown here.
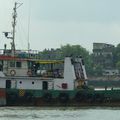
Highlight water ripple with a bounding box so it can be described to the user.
[0,107,119,120]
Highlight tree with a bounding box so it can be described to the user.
[61,44,89,58]
[113,44,120,67]
[116,61,120,71]
[92,64,103,76]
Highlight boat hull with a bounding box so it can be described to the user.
[5,88,120,106]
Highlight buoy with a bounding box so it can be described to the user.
[10,70,16,76]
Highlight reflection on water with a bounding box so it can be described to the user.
[0,107,120,120]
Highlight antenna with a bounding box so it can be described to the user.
[28,0,31,52]
[3,32,12,38]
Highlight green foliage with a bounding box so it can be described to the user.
[114,44,120,64]
[61,44,89,58]
[92,65,103,76]
[116,61,120,71]
[113,44,120,70]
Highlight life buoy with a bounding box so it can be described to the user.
[58,93,69,103]
[27,70,32,76]
[10,70,16,76]
[43,93,52,102]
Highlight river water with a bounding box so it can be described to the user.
[0,107,120,120]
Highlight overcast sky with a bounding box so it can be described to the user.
[0,0,120,52]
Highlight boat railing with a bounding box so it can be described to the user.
[16,49,41,59]
[0,49,5,55]
[0,49,41,59]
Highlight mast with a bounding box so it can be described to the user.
[3,2,23,56]
[12,2,23,56]
[12,2,17,54]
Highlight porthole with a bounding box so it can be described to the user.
[19,81,22,84]
[32,81,34,84]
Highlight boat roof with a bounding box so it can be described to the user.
[0,55,28,61]
[35,60,64,64]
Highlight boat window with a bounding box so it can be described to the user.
[32,81,34,84]
[0,64,3,71]
[42,81,48,90]
[6,80,11,88]
[16,62,21,68]
[10,61,15,67]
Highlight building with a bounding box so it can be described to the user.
[93,43,115,75]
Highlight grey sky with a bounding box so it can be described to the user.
[0,0,120,52]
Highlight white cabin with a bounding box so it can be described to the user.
[0,56,87,91]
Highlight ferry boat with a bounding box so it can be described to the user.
[0,2,120,106]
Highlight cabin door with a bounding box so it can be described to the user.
[6,80,11,88]
[42,81,48,90]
